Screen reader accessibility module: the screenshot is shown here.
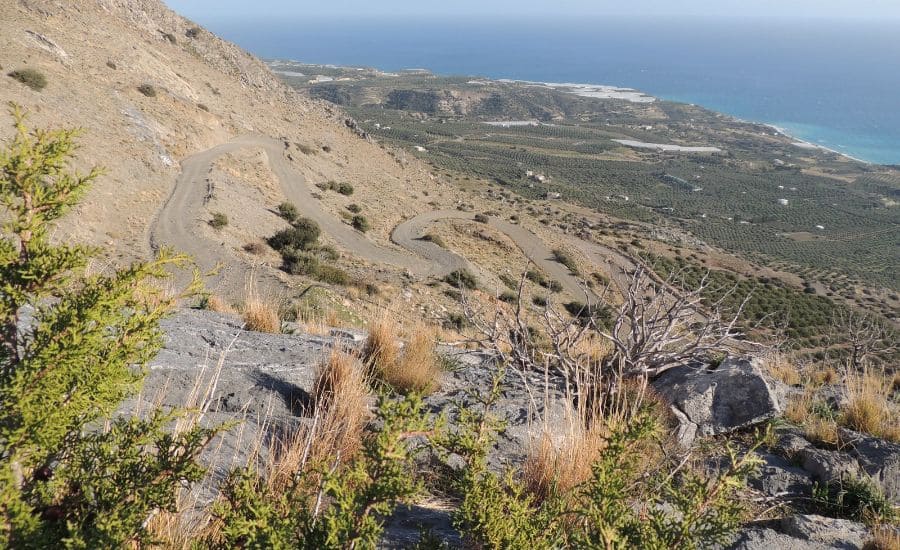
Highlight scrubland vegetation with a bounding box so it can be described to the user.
[267,215,352,286]
[7,68,47,91]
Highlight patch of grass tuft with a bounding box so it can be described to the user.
[8,69,47,91]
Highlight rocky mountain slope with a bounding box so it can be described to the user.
[1,0,441,282]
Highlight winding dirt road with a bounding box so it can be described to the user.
[150,136,620,301]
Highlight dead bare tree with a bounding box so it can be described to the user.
[459,265,753,389]
[833,309,898,369]
[601,266,751,377]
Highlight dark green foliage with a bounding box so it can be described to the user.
[563,301,614,328]
[525,269,548,286]
[499,290,518,303]
[346,203,362,214]
[34,412,214,548]
[209,212,228,229]
[532,295,547,307]
[281,248,350,286]
[209,395,432,549]
[445,269,477,290]
[811,477,897,524]
[351,215,371,233]
[437,364,763,550]
[137,84,157,97]
[0,108,210,548]
[444,312,469,331]
[544,279,563,293]
[385,89,441,112]
[268,218,321,252]
[551,248,580,275]
[642,253,899,359]
[317,180,354,195]
[499,273,519,290]
[277,201,299,223]
[7,69,47,91]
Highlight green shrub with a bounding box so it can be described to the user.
[811,477,896,524]
[532,295,548,307]
[277,201,299,223]
[445,269,477,290]
[525,269,548,286]
[564,301,614,328]
[268,218,321,251]
[473,213,490,224]
[0,107,212,548]
[437,364,763,550]
[346,203,362,214]
[420,233,446,248]
[281,249,350,286]
[499,290,518,303]
[351,215,371,233]
[209,212,228,229]
[137,83,157,97]
[8,69,47,91]
[209,395,431,548]
[499,273,519,290]
[444,312,470,331]
[318,180,354,195]
[316,264,351,286]
[552,248,580,275]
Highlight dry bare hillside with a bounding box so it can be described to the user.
[0,0,441,272]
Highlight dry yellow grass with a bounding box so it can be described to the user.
[864,525,900,550]
[363,319,441,394]
[815,366,839,386]
[762,352,801,386]
[840,368,900,443]
[242,298,280,333]
[205,294,236,315]
[386,325,442,394]
[363,316,401,372]
[267,350,371,492]
[785,392,839,446]
[523,418,607,501]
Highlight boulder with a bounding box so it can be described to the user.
[797,447,860,484]
[749,453,814,499]
[729,527,830,550]
[652,357,783,447]
[780,515,869,549]
[840,428,900,504]
[729,515,869,550]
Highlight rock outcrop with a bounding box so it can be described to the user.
[652,356,784,447]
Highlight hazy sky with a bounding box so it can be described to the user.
[164,0,900,19]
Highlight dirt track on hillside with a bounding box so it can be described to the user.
[150,136,627,302]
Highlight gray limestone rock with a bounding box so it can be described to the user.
[652,356,783,447]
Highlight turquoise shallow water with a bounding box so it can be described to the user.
[190,15,900,165]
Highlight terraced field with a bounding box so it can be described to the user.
[270,63,898,295]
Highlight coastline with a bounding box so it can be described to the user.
[764,124,870,164]
[274,59,881,167]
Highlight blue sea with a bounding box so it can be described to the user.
[193,15,900,165]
